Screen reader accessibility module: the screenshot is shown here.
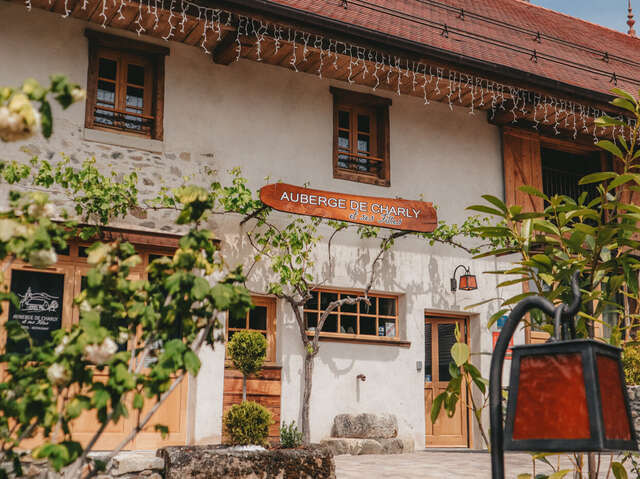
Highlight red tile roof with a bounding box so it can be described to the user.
[258,0,640,99]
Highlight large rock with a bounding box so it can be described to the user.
[320,437,414,456]
[158,445,335,479]
[332,413,398,439]
[111,452,164,475]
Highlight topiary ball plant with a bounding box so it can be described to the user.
[223,401,273,447]
[227,330,268,400]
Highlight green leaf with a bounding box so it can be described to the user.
[430,392,445,423]
[611,462,628,479]
[183,350,201,376]
[466,205,505,216]
[502,292,536,306]
[548,471,571,479]
[451,342,470,367]
[155,424,169,439]
[611,87,636,102]
[191,277,210,301]
[579,170,618,184]
[66,396,91,419]
[133,393,144,410]
[39,100,52,138]
[611,97,636,114]
[481,195,508,214]
[608,174,636,191]
[518,185,547,200]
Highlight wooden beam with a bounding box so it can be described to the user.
[212,30,238,65]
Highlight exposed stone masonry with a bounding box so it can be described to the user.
[0,119,219,234]
[627,386,640,438]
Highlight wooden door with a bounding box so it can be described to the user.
[424,314,469,447]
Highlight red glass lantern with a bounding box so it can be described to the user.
[504,339,637,452]
[458,273,478,291]
[451,265,478,292]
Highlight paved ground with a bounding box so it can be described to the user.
[334,451,633,478]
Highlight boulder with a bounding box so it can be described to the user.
[332,413,398,439]
[111,453,164,475]
[157,445,335,479]
[320,437,413,456]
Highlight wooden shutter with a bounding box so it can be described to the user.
[502,127,543,212]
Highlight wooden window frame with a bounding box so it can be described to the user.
[331,87,391,187]
[304,288,407,346]
[84,29,168,140]
[225,295,277,364]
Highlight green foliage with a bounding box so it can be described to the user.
[0,164,255,474]
[223,401,273,446]
[0,76,84,141]
[279,420,303,448]
[1,156,139,229]
[227,330,267,378]
[623,345,640,385]
[467,88,640,344]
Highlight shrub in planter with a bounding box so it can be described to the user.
[227,330,267,400]
[623,344,640,386]
[224,401,273,446]
[280,420,303,448]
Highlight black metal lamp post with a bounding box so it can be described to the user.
[490,273,638,479]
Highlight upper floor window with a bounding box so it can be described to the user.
[331,87,391,187]
[84,30,168,140]
[541,148,603,202]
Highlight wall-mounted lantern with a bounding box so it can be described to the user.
[451,265,478,292]
[490,273,638,479]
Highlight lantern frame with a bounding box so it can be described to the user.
[504,339,637,452]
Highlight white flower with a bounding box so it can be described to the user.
[47,363,69,386]
[54,335,70,355]
[79,300,92,313]
[83,337,118,365]
[27,202,55,218]
[28,248,57,268]
[43,202,55,217]
[0,107,9,129]
[7,113,21,133]
[71,88,86,103]
[118,331,129,344]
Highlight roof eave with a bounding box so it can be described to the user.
[210,0,617,107]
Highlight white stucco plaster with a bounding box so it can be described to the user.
[0,1,526,450]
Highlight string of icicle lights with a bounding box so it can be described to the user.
[33,0,638,143]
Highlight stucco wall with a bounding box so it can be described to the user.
[0,2,523,449]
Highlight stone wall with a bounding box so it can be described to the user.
[3,452,164,479]
[158,445,335,479]
[628,386,640,439]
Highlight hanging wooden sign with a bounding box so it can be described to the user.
[260,183,438,233]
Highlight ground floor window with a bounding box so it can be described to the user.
[2,237,176,351]
[226,295,277,363]
[304,289,399,339]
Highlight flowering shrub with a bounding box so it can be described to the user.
[0,76,84,141]
[0,184,252,477]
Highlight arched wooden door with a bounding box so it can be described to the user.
[424,313,469,447]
